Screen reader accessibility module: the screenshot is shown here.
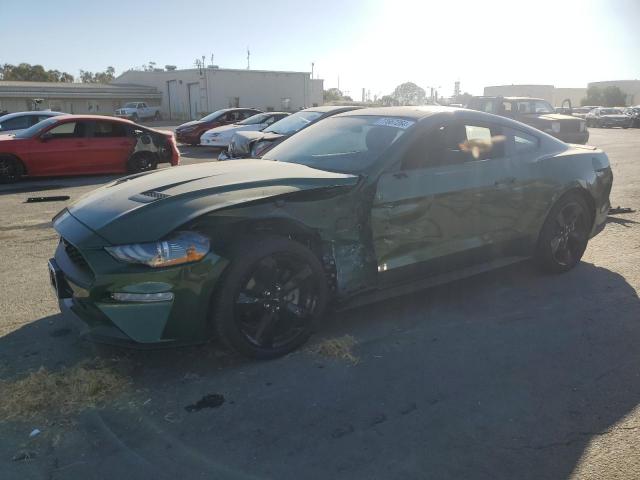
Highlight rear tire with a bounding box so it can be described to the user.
[211,236,328,359]
[127,153,157,173]
[535,193,591,274]
[154,112,161,121]
[131,113,139,123]
[0,156,24,183]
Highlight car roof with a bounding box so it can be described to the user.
[303,105,363,114]
[473,96,549,102]
[335,105,454,120]
[51,114,136,123]
[0,111,64,122]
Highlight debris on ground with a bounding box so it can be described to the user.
[308,335,359,364]
[184,393,225,412]
[12,451,36,461]
[609,206,635,215]
[29,428,41,437]
[0,361,129,421]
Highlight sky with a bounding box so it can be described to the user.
[1,0,638,98]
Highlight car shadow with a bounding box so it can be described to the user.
[1,261,639,479]
[607,214,639,227]
[0,175,121,196]
[178,145,222,161]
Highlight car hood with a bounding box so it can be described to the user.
[176,120,201,130]
[525,113,581,122]
[229,130,286,157]
[66,160,358,244]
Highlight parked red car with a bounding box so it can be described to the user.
[0,115,179,182]
[174,108,262,145]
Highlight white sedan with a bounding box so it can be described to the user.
[200,112,289,147]
[0,111,65,135]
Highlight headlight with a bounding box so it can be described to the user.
[551,122,561,133]
[105,231,210,268]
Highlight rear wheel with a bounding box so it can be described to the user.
[0,156,24,183]
[212,236,328,359]
[535,193,591,273]
[154,112,161,121]
[131,113,139,123]
[127,153,157,173]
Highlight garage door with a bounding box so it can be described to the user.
[167,80,181,120]
[188,83,199,120]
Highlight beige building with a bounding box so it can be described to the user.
[588,80,640,106]
[483,84,587,107]
[113,68,324,121]
[0,81,161,115]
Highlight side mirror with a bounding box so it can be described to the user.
[40,132,53,142]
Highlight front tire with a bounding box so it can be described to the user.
[535,193,591,273]
[127,153,157,173]
[212,236,328,359]
[0,156,24,183]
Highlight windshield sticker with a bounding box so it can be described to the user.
[373,118,415,129]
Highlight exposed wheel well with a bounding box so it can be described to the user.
[0,154,26,175]
[564,187,596,229]
[223,218,324,259]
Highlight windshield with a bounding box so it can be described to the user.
[263,116,411,174]
[517,100,555,114]
[14,117,59,138]
[601,108,623,115]
[200,109,228,122]
[263,110,323,135]
[238,113,271,125]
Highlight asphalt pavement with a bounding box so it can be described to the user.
[1,128,639,479]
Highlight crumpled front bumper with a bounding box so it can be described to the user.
[50,211,229,347]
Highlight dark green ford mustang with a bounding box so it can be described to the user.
[49,106,612,358]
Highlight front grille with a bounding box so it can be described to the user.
[61,238,89,270]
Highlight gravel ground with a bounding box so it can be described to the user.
[0,129,639,479]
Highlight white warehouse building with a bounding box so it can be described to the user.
[112,67,324,121]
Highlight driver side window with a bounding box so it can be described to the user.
[401,122,504,171]
[45,121,86,139]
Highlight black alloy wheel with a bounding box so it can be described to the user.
[235,254,318,349]
[536,194,590,273]
[212,236,328,359]
[0,157,22,183]
[127,153,157,173]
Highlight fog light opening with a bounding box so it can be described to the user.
[111,292,174,303]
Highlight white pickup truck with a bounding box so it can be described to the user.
[115,102,161,122]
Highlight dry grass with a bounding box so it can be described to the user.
[0,361,129,422]
[308,335,359,364]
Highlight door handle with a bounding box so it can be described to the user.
[494,177,516,186]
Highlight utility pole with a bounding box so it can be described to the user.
[247,48,250,69]
[311,62,314,79]
[337,76,340,92]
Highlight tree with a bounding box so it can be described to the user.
[79,66,116,83]
[380,95,399,106]
[323,88,344,102]
[0,63,74,82]
[391,82,426,105]
[581,85,627,107]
